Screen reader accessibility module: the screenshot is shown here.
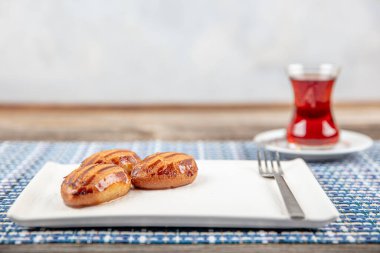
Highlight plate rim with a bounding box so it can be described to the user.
[254,129,373,156]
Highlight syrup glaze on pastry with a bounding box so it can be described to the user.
[81,149,141,175]
[61,164,131,208]
[131,152,198,189]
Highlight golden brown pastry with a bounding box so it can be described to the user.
[61,164,131,208]
[131,152,198,189]
[81,149,141,175]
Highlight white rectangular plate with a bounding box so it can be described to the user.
[8,159,339,229]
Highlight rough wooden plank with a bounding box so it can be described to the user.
[0,104,379,140]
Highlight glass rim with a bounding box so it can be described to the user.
[287,63,341,77]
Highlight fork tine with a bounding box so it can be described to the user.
[275,152,283,174]
[263,148,269,173]
[257,145,264,174]
[268,151,275,174]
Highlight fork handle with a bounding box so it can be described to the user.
[274,174,305,219]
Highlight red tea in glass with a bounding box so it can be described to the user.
[286,64,340,148]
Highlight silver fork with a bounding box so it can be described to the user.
[257,146,305,219]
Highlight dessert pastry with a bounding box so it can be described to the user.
[131,152,198,189]
[61,164,131,208]
[81,149,141,175]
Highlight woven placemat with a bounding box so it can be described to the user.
[0,141,379,244]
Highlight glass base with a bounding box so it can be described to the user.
[287,141,339,150]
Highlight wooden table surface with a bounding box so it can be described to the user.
[0,103,379,141]
[0,103,379,253]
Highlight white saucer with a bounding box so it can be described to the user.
[254,129,373,161]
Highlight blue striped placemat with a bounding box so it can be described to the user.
[0,141,379,244]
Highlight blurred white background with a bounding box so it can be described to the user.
[0,0,379,104]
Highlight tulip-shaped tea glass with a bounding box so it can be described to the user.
[286,64,340,148]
